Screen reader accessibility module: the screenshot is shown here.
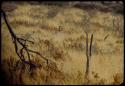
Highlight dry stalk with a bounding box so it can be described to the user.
[85,31,93,79]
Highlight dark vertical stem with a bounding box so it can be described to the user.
[90,34,93,56]
[85,32,88,57]
[85,56,89,78]
[85,32,89,78]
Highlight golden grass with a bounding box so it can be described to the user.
[1,2,124,85]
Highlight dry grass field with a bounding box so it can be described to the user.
[1,2,124,85]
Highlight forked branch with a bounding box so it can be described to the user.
[85,31,93,79]
[1,9,49,70]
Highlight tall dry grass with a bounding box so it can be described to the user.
[1,2,124,85]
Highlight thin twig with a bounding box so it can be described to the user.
[104,34,109,41]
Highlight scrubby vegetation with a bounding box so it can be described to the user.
[1,1,124,85]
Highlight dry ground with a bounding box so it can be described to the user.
[1,2,124,85]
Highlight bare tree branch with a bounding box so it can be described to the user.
[1,9,50,70]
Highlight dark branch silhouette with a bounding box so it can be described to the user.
[1,9,49,70]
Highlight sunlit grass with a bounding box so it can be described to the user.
[1,2,124,85]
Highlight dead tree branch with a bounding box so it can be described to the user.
[1,9,49,70]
